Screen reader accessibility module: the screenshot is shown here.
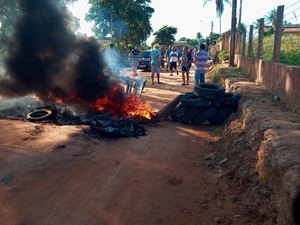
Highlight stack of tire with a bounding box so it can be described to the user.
[170,83,241,125]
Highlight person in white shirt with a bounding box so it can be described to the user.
[169,47,179,76]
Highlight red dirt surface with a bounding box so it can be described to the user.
[0,67,261,225]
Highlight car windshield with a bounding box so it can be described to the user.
[141,51,150,58]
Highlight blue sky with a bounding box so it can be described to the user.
[68,0,299,44]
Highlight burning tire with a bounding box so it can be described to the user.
[26,109,53,121]
[193,83,225,100]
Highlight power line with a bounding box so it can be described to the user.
[284,6,300,17]
[285,0,300,11]
[285,13,300,22]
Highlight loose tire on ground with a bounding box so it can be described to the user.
[26,109,53,121]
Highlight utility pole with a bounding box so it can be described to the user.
[229,0,237,66]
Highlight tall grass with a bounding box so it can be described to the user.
[251,34,300,67]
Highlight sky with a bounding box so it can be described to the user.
[68,0,298,44]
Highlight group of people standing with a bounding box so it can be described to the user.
[129,42,218,86]
[149,43,217,86]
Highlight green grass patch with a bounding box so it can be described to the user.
[208,64,246,85]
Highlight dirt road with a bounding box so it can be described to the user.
[0,68,257,225]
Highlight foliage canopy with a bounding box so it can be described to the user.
[152,25,177,46]
[86,0,154,48]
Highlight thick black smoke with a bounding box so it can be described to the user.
[1,0,124,106]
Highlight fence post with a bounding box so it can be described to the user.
[229,0,237,66]
[257,18,264,59]
[248,25,254,57]
[242,29,246,56]
[236,30,242,55]
[273,5,284,63]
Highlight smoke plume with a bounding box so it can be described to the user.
[0,0,124,107]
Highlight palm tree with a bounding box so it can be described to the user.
[203,0,231,36]
[264,9,277,27]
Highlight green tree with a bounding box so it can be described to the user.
[264,9,276,26]
[186,38,198,47]
[152,25,177,46]
[86,0,153,49]
[203,0,231,35]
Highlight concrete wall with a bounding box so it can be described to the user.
[235,55,300,112]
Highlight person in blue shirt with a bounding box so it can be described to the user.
[150,44,162,85]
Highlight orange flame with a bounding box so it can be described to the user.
[91,94,157,120]
[122,95,157,119]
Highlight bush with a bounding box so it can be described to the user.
[218,50,230,62]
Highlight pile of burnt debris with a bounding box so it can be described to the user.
[27,106,153,138]
[169,83,241,125]
[0,98,154,138]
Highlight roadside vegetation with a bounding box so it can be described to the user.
[207,64,244,85]
[251,34,300,67]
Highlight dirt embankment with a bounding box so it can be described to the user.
[215,69,300,225]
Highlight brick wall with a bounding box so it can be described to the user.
[235,55,300,112]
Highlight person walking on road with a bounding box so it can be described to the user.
[150,44,162,85]
[193,44,208,84]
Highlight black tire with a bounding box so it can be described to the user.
[170,104,189,122]
[191,106,219,125]
[193,83,225,100]
[180,92,209,107]
[182,107,206,123]
[26,109,53,121]
[211,92,241,108]
[208,106,232,125]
